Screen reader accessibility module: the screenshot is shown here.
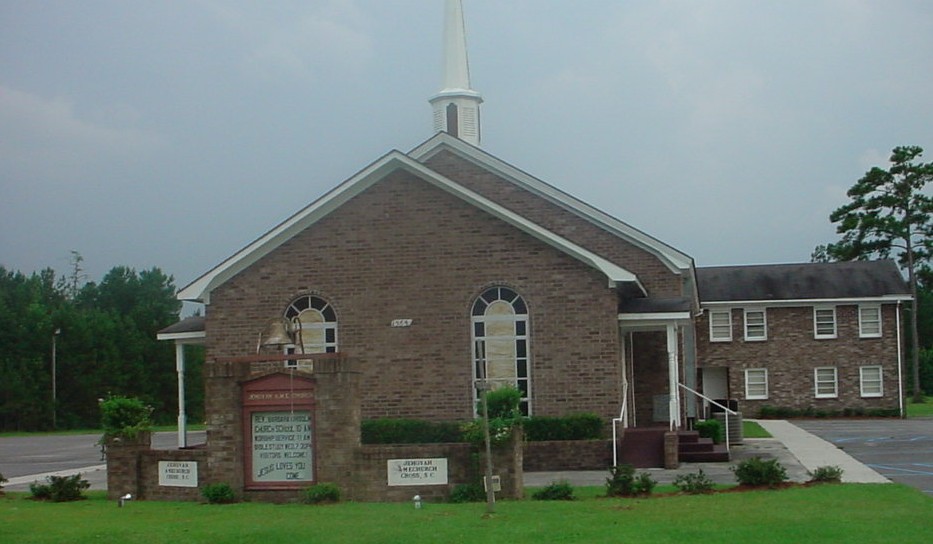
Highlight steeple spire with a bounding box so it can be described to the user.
[430,0,483,146]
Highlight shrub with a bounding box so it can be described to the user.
[361,419,464,444]
[673,469,715,495]
[478,386,522,420]
[100,396,152,439]
[633,472,657,496]
[0,472,6,493]
[733,457,788,487]
[808,465,844,484]
[29,474,90,502]
[694,419,723,443]
[524,413,604,441]
[532,480,575,501]
[449,483,485,503]
[201,482,236,504]
[606,464,636,497]
[304,482,340,504]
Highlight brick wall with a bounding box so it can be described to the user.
[205,167,653,423]
[697,304,902,414]
[523,440,613,471]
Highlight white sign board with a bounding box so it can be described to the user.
[158,461,198,487]
[387,458,448,486]
[251,411,313,483]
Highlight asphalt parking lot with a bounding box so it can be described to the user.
[795,418,933,496]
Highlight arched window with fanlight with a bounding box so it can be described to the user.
[471,287,530,415]
[284,295,337,354]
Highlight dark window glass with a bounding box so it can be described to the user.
[472,300,487,316]
[518,380,529,396]
[517,359,527,377]
[513,298,527,314]
[325,329,335,343]
[499,287,517,303]
[516,321,526,336]
[474,322,484,337]
[517,340,527,358]
[322,306,336,322]
[326,346,336,353]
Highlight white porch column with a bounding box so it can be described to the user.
[666,323,681,430]
[175,342,187,448]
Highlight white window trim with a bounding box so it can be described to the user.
[858,305,883,338]
[744,308,767,341]
[709,309,732,342]
[860,365,884,398]
[813,306,837,339]
[744,368,768,400]
[814,367,838,398]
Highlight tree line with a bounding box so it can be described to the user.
[0,258,203,431]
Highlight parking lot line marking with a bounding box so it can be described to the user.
[867,464,933,476]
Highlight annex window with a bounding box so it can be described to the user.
[814,307,837,339]
[814,367,838,398]
[744,369,768,400]
[860,366,883,398]
[744,309,767,341]
[285,295,338,353]
[709,310,732,342]
[859,306,882,338]
[471,287,530,415]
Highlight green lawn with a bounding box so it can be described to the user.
[907,396,933,418]
[2,485,930,544]
[742,419,772,438]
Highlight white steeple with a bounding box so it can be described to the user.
[429,0,483,146]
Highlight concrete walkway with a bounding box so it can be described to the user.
[526,419,889,487]
[755,419,888,483]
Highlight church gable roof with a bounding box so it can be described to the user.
[177,148,645,304]
[409,133,695,275]
[697,260,910,304]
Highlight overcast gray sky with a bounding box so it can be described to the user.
[2,1,932,294]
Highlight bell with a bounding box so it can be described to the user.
[257,317,295,353]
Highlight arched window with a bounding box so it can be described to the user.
[471,287,530,415]
[285,295,337,354]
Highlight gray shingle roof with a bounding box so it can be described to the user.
[158,315,205,335]
[697,260,909,302]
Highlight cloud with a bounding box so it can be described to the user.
[199,0,374,82]
[0,85,162,181]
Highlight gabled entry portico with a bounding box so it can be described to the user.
[617,297,694,432]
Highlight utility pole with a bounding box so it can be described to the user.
[52,328,60,429]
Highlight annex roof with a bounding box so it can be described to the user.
[177,148,645,303]
[697,260,911,304]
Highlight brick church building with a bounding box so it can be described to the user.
[154,0,909,497]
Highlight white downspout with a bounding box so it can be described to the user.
[896,301,904,418]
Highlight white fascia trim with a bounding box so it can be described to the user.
[402,157,644,292]
[178,150,644,303]
[618,312,692,321]
[701,295,912,308]
[409,134,694,274]
[177,150,410,303]
[156,331,206,343]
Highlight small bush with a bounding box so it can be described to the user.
[524,413,604,441]
[361,418,464,444]
[808,465,844,484]
[606,464,636,497]
[29,474,90,502]
[633,472,657,496]
[304,482,340,504]
[0,472,7,493]
[694,419,723,443]
[201,482,236,504]
[673,469,715,495]
[532,480,575,501]
[100,396,152,439]
[480,386,522,420]
[449,483,485,503]
[733,457,788,487]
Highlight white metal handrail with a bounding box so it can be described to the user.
[677,383,738,451]
[611,382,629,466]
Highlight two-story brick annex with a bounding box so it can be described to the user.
[150,0,910,499]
